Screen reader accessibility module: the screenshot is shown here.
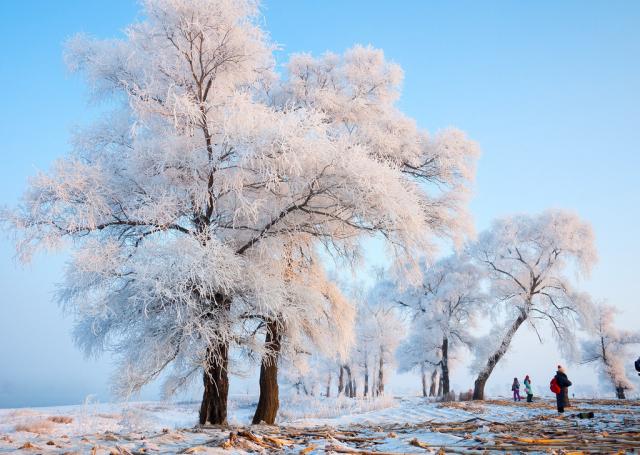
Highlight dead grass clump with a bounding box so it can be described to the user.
[482,399,556,409]
[440,400,485,413]
[15,419,54,433]
[48,415,73,424]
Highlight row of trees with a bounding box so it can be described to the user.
[287,211,639,402]
[396,210,598,400]
[2,0,479,425]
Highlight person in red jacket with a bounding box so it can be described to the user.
[554,365,572,413]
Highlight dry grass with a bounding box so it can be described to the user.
[14,419,54,434]
[48,415,74,424]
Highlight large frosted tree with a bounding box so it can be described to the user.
[468,210,596,400]
[3,0,478,425]
[581,303,640,399]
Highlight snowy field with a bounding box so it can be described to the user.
[1,396,639,453]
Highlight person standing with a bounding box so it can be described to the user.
[511,377,521,401]
[523,375,533,402]
[553,365,572,413]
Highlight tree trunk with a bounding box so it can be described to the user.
[326,373,331,398]
[351,379,357,398]
[252,320,282,425]
[429,368,438,397]
[377,350,384,395]
[344,365,353,398]
[437,374,443,397]
[473,310,528,400]
[199,343,230,425]
[421,363,427,397]
[441,337,450,396]
[363,359,369,397]
[616,386,626,399]
[338,366,344,396]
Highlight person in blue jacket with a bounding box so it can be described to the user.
[523,375,533,402]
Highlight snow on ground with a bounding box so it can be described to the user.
[0,396,638,453]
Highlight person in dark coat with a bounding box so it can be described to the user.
[555,365,572,413]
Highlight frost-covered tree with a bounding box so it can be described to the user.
[251,243,354,423]
[2,0,478,425]
[282,347,346,398]
[468,210,596,399]
[354,299,405,396]
[398,256,485,396]
[581,303,640,399]
[397,323,442,397]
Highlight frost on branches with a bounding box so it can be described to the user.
[2,0,478,425]
[350,298,404,398]
[284,279,404,400]
[397,255,486,398]
[467,210,597,399]
[581,303,640,399]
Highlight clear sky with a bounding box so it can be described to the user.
[1,0,639,408]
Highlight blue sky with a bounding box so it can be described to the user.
[1,0,639,407]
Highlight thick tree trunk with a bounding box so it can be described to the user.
[429,368,438,397]
[199,294,231,425]
[437,374,443,397]
[199,343,230,425]
[338,366,344,396]
[616,386,626,399]
[473,310,528,400]
[351,379,357,398]
[421,363,427,397]
[252,320,282,425]
[472,376,487,401]
[441,337,450,396]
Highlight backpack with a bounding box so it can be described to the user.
[550,377,561,394]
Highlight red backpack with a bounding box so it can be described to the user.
[550,377,561,394]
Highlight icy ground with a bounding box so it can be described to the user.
[1,396,639,453]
